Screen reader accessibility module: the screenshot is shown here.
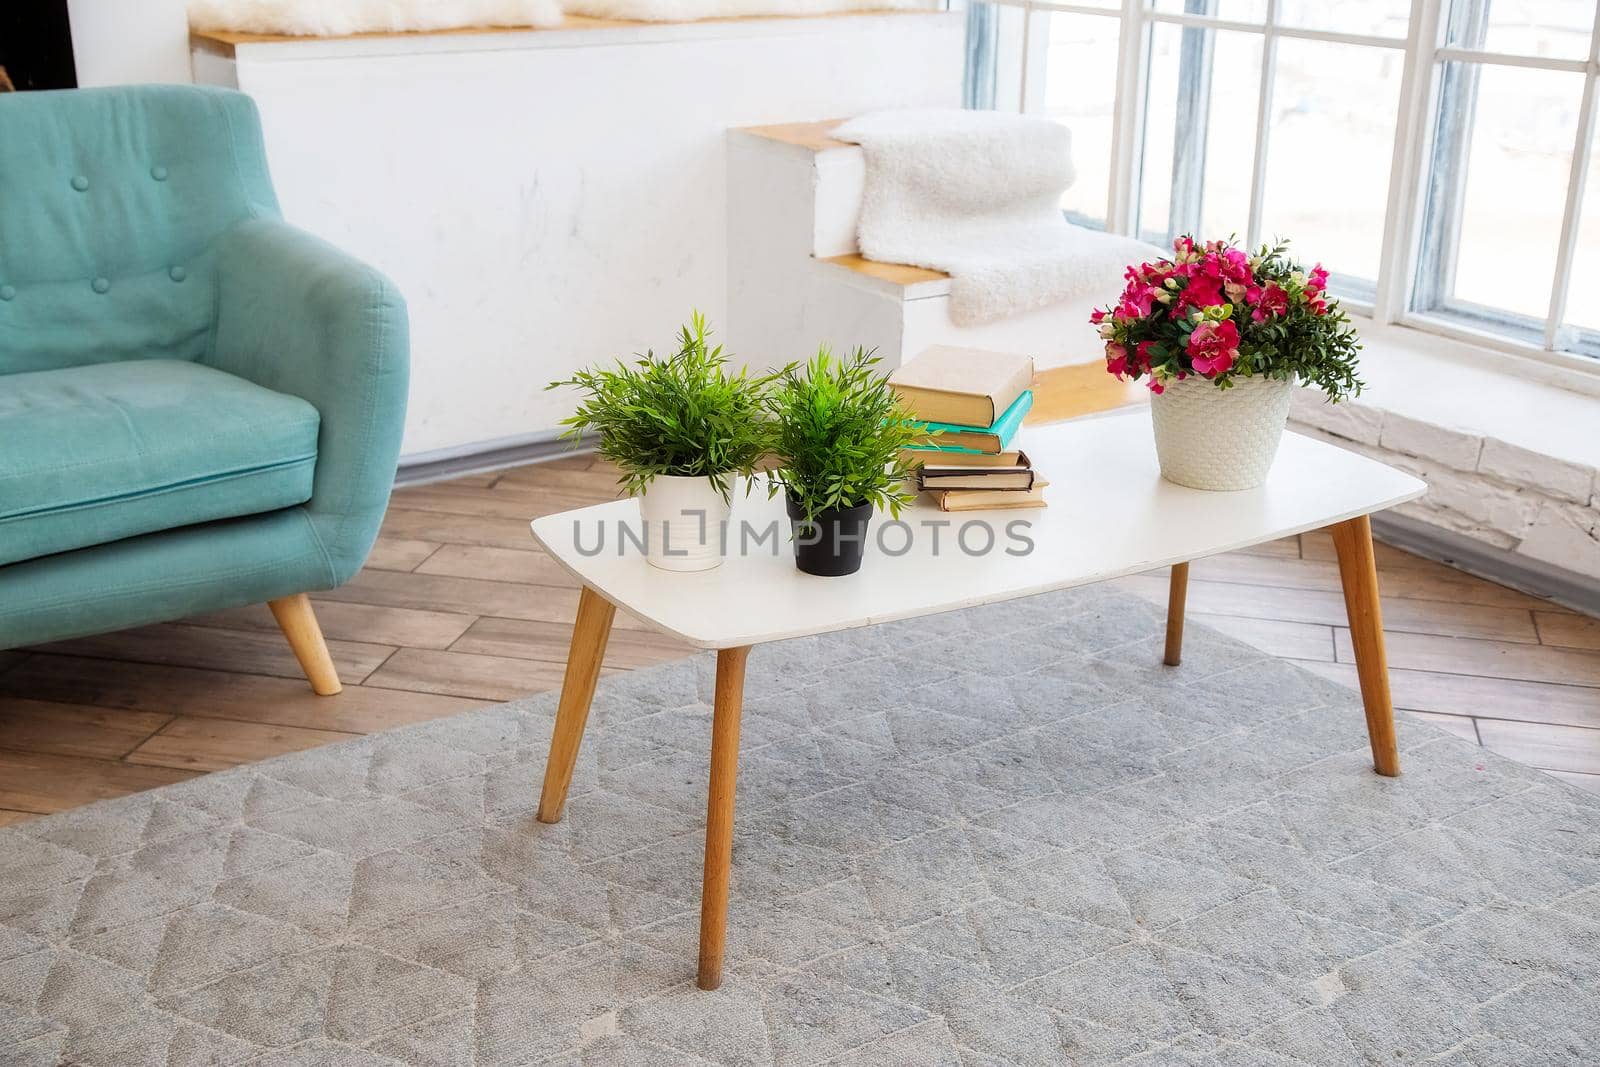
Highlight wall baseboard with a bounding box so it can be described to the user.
[1372,511,1600,618]
[394,429,595,487]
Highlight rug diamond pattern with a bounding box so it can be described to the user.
[2,587,1599,1066]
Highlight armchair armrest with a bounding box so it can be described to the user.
[210,218,409,586]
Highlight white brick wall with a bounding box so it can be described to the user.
[1378,413,1483,472]
[1477,439,1594,504]
[1519,499,1600,577]
[1292,390,1600,581]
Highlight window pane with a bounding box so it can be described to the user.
[1277,0,1411,39]
[1038,12,1122,226]
[1137,23,1263,244]
[1444,0,1593,61]
[1421,64,1582,321]
[1260,39,1403,285]
[988,3,1030,113]
[1559,106,1600,339]
[1153,0,1266,21]
[1139,23,1180,241]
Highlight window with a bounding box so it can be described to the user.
[1415,0,1600,357]
[1136,22,1263,245]
[1040,10,1124,226]
[967,0,1600,369]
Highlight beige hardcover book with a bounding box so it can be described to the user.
[889,346,1035,427]
[900,449,1031,470]
[936,481,1050,512]
[917,466,1035,491]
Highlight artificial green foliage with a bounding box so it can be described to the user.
[548,313,776,501]
[764,347,924,523]
[1227,241,1363,400]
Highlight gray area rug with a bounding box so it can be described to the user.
[4,587,1600,1067]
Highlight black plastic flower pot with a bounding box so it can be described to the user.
[785,495,874,577]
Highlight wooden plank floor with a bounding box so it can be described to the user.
[2,364,1597,823]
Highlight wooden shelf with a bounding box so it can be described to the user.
[1027,362,1146,424]
[821,252,948,286]
[192,8,945,53]
[739,119,852,152]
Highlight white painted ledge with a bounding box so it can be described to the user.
[1292,317,1600,588]
[199,10,962,455]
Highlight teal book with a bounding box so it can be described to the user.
[904,390,1033,455]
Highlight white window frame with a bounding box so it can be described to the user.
[978,0,1600,377]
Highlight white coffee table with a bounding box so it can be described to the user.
[529,410,1426,989]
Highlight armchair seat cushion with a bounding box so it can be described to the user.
[0,359,320,567]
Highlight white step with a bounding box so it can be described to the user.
[727,121,1112,372]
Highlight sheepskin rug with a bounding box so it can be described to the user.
[188,0,561,36]
[188,0,932,35]
[562,0,934,20]
[836,108,1161,325]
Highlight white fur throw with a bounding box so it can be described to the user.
[188,0,561,36]
[563,0,932,20]
[835,109,1161,326]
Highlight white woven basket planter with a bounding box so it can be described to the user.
[637,475,733,571]
[1149,375,1295,491]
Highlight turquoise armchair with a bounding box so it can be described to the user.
[0,86,409,693]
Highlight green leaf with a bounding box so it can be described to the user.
[546,311,779,499]
[760,346,919,523]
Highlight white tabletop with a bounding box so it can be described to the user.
[529,410,1426,650]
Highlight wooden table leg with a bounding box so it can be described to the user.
[1329,515,1401,777]
[1164,562,1190,667]
[697,644,751,991]
[536,586,617,823]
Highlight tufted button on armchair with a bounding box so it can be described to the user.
[0,85,409,694]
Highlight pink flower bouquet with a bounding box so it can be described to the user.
[1091,237,1363,401]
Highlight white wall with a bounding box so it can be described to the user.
[198,15,964,458]
[67,0,192,86]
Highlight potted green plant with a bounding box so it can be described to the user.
[549,313,772,571]
[1093,236,1363,490]
[764,347,922,577]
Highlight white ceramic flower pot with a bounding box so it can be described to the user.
[1149,375,1295,491]
[637,475,733,571]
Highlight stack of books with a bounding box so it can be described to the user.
[889,346,1048,512]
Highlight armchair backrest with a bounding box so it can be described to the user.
[0,85,280,376]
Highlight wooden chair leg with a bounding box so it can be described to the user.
[1164,561,1190,667]
[536,586,617,823]
[697,645,751,991]
[267,593,341,695]
[1328,515,1401,777]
